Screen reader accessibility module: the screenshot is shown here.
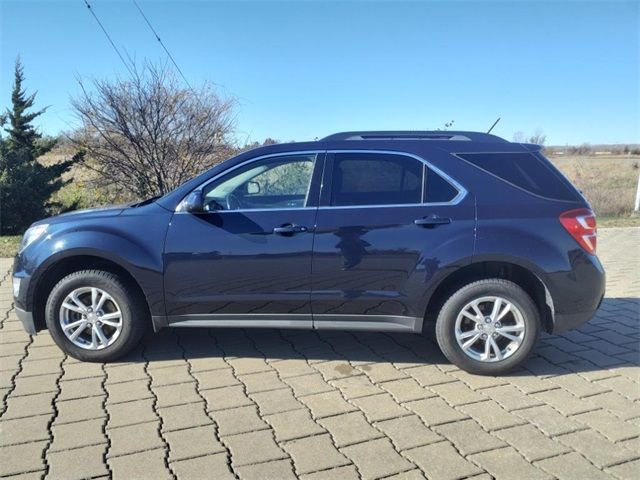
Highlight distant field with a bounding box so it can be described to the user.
[2,150,635,258]
[47,150,637,224]
[549,154,639,223]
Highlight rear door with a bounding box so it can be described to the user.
[311,150,475,332]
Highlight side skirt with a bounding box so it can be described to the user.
[314,314,423,333]
[152,313,422,334]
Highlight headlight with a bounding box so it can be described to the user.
[20,224,48,252]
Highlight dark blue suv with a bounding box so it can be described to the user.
[12,131,605,375]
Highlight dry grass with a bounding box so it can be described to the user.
[0,236,20,257]
[2,153,638,256]
[550,154,639,219]
[39,148,640,224]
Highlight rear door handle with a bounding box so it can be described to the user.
[273,225,308,235]
[414,216,451,227]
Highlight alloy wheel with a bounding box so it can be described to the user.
[59,287,123,350]
[454,296,525,362]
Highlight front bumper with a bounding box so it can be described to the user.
[12,267,37,335]
[15,306,36,335]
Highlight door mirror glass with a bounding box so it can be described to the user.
[247,181,261,195]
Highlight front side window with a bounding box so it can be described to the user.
[203,154,315,211]
[330,153,423,206]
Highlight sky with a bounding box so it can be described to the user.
[1,0,638,145]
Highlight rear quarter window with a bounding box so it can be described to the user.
[456,152,579,201]
[425,168,459,203]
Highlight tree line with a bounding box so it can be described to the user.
[4,59,636,236]
[0,60,242,235]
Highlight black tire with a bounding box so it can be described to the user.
[45,270,147,362]
[435,279,540,375]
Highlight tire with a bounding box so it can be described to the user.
[45,270,147,362]
[435,279,540,375]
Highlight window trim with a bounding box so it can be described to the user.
[320,149,466,209]
[176,151,323,213]
[175,149,466,213]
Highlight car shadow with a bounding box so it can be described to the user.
[119,297,639,377]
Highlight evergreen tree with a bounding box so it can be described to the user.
[0,59,82,235]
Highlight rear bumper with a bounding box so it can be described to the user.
[551,294,604,334]
[15,306,36,335]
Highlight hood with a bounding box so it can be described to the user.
[34,204,128,226]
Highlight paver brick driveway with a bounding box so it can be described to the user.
[1,228,639,479]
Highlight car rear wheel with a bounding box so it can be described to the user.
[435,279,540,375]
[45,270,147,362]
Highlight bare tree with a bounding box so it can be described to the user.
[528,129,546,146]
[71,63,236,199]
[513,130,546,145]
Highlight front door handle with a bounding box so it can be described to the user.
[273,225,308,235]
[414,216,451,227]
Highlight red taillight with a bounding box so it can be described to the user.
[559,208,597,255]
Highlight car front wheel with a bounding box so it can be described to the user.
[45,270,147,362]
[435,279,540,375]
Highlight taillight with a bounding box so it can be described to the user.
[559,208,597,255]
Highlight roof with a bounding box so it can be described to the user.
[321,131,508,143]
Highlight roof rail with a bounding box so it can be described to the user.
[321,131,507,143]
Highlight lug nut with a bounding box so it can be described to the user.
[481,334,487,339]
[495,322,501,328]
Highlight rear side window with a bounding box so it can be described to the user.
[331,153,422,206]
[457,152,578,201]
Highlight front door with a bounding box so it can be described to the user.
[163,152,323,328]
[311,151,475,332]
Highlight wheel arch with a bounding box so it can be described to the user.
[30,254,151,332]
[424,260,554,333]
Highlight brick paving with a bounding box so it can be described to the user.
[0,228,638,479]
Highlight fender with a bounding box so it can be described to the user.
[474,220,603,315]
[23,220,168,316]
[471,252,556,313]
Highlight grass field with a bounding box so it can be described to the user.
[549,154,639,220]
[1,153,638,258]
[0,236,20,257]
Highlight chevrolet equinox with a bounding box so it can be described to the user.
[12,131,605,375]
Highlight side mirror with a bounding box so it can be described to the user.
[247,181,261,195]
[179,190,204,213]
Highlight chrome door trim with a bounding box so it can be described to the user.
[161,313,422,333]
[175,149,468,212]
[167,313,313,329]
[313,314,423,333]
